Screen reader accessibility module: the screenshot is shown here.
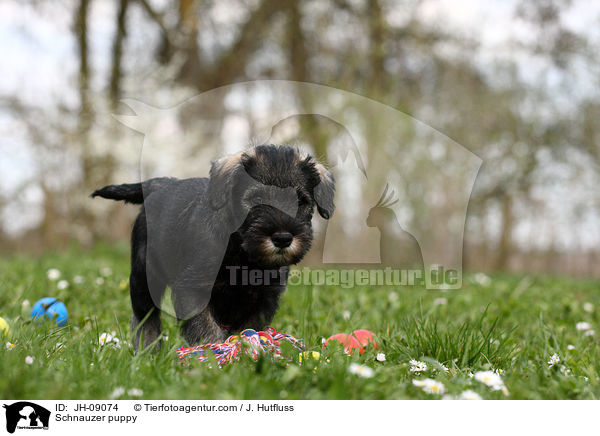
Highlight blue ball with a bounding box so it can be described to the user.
[31,297,68,327]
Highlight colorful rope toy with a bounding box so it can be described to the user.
[176,327,304,366]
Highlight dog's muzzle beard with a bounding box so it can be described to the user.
[237,206,313,268]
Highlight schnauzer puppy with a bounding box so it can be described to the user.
[92,145,335,350]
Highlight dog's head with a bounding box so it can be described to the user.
[207,145,335,267]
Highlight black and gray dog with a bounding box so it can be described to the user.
[92,145,334,350]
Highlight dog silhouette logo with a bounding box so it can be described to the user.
[3,402,50,433]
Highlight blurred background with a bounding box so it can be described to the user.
[1,0,599,278]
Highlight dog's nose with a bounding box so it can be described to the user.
[271,231,293,248]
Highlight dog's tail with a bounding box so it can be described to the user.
[91,177,174,204]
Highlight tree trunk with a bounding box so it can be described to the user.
[495,195,514,270]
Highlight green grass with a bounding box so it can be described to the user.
[0,243,599,399]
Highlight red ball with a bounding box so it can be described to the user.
[352,329,378,349]
[324,333,362,354]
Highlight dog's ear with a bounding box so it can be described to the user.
[313,163,335,219]
[207,151,251,210]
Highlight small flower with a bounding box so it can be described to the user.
[73,275,84,284]
[473,272,491,287]
[127,388,143,397]
[585,329,595,336]
[342,310,350,320]
[5,342,15,350]
[109,387,125,399]
[100,267,113,277]
[459,389,482,400]
[47,268,61,280]
[388,292,399,302]
[25,356,34,365]
[474,371,505,392]
[376,353,386,362]
[409,359,428,373]
[583,302,594,313]
[299,351,321,363]
[567,344,575,350]
[494,368,504,375]
[433,298,448,306]
[548,353,560,368]
[95,277,105,286]
[559,365,571,376]
[348,363,374,378]
[412,378,446,395]
[576,322,592,331]
[99,332,113,346]
[57,280,69,290]
[439,363,450,373]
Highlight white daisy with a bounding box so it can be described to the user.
[585,330,595,336]
[25,356,34,365]
[127,388,143,397]
[6,342,15,350]
[439,363,450,373]
[409,359,428,373]
[547,353,560,368]
[109,387,125,399]
[474,371,507,394]
[73,275,84,284]
[494,368,504,375]
[583,302,594,313]
[57,280,69,290]
[100,267,113,277]
[459,389,482,400]
[559,365,571,376]
[47,268,61,280]
[342,310,351,320]
[576,322,592,331]
[433,298,448,306]
[95,277,105,286]
[388,292,399,302]
[348,363,374,378]
[99,332,113,346]
[473,272,491,287]
[412,378,446,395]
[376,353,386,362]
[567,344,575,350]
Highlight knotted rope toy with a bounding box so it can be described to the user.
[176,327,304,366]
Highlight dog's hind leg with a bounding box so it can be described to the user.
[130,211,165,352]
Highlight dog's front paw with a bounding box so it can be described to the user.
[203,330,226,344]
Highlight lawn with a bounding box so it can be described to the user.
[0,244,598,400]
